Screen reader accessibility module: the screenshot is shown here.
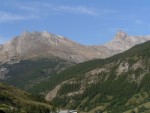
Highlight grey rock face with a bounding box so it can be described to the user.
[91,31,150,58]
[0,31,100,63]
[105,31,150,52]
[0,67,9,80]
[0,31,150,64]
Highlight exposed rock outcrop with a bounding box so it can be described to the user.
[0,31,150,64]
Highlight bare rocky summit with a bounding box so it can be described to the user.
[91,31,150,58]
[105,31,150,51]
[0,31,150,64]
[0,31,100,63]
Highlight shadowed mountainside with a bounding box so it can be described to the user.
[30,41,150,113]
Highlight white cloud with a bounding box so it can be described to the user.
[53,6,98,15]
[0,11,25,22]
[0,11,37,23]
[13,2,42,13]
[14,2,98,16]
[13,1,117,16]
[0,1,117,23]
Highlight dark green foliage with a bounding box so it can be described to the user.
[52,97,68,107]
[27,59,104,94]
[59,75,138,111]
[0,83,54,113]
[58,83,80,95]
[1,40,150,112]
[0,57,74,91]
[138,106,147,112]
[46,41,150,112]
[30,41,150,94]
[140,73,150,91]
[25,104,50,113]
[0,110,5,113]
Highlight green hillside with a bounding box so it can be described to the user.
[0,57,74,90]
[0,83,56,113]
[29,41,150,113]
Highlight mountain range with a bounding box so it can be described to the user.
[0,31,150,90]
[0,31,150,64]
[0,31,150,113]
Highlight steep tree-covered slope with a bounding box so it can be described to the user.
[30,41,150,113]
[0,83,55,113]
[0,57,74,90]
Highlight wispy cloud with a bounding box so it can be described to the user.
[13,1,117,16]
[0,11,25,22]
[52,6,98,15]
[0,10,37,23]
[0,1,117,23]
[14,2,99,16]
[13,2,42,13]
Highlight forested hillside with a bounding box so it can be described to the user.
[0,83,55,113]
[0,57,74,90]
[30,41,150,113]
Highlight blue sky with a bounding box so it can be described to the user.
[0,0,150,45]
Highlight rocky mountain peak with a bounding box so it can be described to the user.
[0,31,102,63]
[104,31,150,52]
[20,31,71,46]
[114,31,128,41]
[0,31,150,64]
[22,31,30,36]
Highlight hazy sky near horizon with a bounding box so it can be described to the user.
[0,0,150,45]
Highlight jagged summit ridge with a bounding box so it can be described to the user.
[0,31,150,64]
[115,31,128,40]
[0,31,100,63]
[20,31,68,46]
[105,31,150,51]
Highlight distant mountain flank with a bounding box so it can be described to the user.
[0,31,99,64]
[0,31,150,93]
[0,31,150,64]
[40,41,150,113]
[105,31,150,51]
